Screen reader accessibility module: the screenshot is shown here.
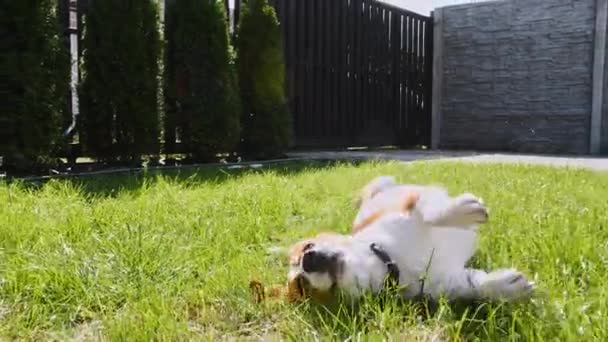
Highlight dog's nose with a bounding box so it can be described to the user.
[302,250,329,273]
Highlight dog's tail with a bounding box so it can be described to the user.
[354,175,398,209]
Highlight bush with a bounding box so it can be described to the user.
[0,0,70,172]
[79,0,161,163]
[164,0,241,162]
[236,0,291,159]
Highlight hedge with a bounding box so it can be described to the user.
[79,0,161,163]
[236,0,292,159]
[0,0,70,172]
[164,0,241,162]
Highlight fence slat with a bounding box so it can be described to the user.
[373,5,381,131]
[406,16,414,143]
[305,0,315,139]
[405,15,411,142]
[345,0,355,142]
[353,0,362,140]
[340,0,349,140]
[390,13,401,139]
[382,8,390,128]
[360,1,370,137]
[367,3,375,133]
[320,0,330,138]
[413,17,421,142]
[295,0,305,144]
[317,0,323,140]
[423,19,434,146]
[399,16,406,137]
[329,0,338,136]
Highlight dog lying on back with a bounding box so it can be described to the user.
[282,176,535,304]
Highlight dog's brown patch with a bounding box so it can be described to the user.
[402,191,419,212]
[351,191,419,233]
[352,210,386,234]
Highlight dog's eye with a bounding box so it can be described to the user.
[303,243,314,252]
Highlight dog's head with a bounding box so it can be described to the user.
[284,191,420,304]
[286,232,350,303]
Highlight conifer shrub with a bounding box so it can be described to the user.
[236,0,291,159]
[79,0,161,163]
[164,0,241,162]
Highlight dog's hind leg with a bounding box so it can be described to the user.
[426,268,535,302]
[475,268,536,301]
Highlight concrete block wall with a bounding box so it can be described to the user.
[435,0,599,154]
[603,29,608,153]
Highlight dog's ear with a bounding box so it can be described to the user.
[288,239,313,266]
[287,277,305,302]
[287,239,315,265]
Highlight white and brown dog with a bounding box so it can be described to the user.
[282,176,535,304]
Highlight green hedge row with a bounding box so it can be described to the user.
[0,0,70,172]
[80,0,291,163]
[1,0,291,170]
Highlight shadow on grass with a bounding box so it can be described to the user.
[14,159,371,198]
[291,290,538,339]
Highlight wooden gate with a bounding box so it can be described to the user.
[270,0,433,148]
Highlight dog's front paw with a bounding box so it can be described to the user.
[479,269,535,301]
[446,193,489,226]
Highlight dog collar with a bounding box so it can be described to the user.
[369,243,400,290]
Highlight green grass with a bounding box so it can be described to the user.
[1,160,607,341]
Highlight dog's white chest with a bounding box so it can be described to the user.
[339,214,437,295]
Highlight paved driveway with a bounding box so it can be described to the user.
[287,150,608,171]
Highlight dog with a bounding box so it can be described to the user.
[284,176,535,304]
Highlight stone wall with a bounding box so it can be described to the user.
[603,28,608,154]
[437,0,597,154]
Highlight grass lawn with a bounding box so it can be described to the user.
[1,160,607,340]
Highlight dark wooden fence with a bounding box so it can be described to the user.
[264,0,434,148]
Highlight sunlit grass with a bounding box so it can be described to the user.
[1,160,607,340]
